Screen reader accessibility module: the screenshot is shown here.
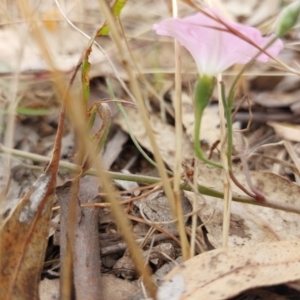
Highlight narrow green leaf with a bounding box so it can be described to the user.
[0,107,51,116]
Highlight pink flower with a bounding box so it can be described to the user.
[153,8,283,77]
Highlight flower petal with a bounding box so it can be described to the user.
[153,8,283,76]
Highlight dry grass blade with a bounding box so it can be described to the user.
[172,0,191,260]
[97,0,191,266]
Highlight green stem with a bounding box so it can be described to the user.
[224,37,280,198]
[193,76,222,168]
[220,82,233,170]
[1,144,300,214]
[221,80,258,199]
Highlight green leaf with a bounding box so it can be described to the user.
[0,107,51,116]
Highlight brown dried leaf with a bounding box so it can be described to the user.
[158,240,300,300]
[0,173,55,300]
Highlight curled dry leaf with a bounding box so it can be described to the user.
[157,239,300,300]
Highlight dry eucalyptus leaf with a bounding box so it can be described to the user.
[114,108,194,169]
[275,75,300,93]
[187,169,300,248]
[253,91,300,108]
[0,24,104,73]
[157,239,300,300]
[0,173,55,300]
[268,122,300,142]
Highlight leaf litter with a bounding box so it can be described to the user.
[158,239,300,300]
[1,0,300,299]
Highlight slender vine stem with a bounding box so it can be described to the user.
[1,144,300,214]
[220,82,233,170]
